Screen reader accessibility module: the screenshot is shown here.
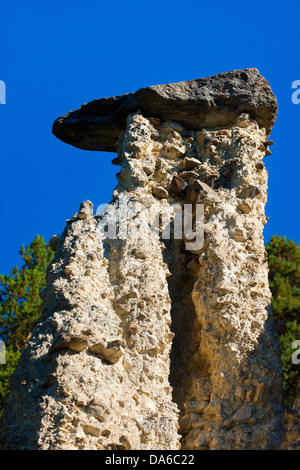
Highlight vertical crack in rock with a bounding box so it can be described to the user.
[0,70,287,450]
[167,115,285,450]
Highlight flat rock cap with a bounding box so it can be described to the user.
[52,68,277,152]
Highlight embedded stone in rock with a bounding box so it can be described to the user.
[119,436,132,450]
[238,184,261,199]
[78,200,94,219]
[89,341,123,364]
[49,234,60,252]
[48,335,89,357]
[130,196,152,208]
[184,400,208,414]
[179,170,199,181]
[179,413,201,435]
[82,424,101,437]
[152,185,169,199]
[52,68,278,152]
[170,175,188,195]
[86,399,109,422]
[256,161,265,171]
[183,157,200,171]
[237,202,252,214]
[232,405,253,422]
[191,180,221,203]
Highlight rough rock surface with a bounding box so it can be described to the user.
[0,71,290,450]
[281,380,300,450]
[52,68,277,152]
[0,187,179,450]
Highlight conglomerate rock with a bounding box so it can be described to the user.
[0,70,292,450]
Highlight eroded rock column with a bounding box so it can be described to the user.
[0,117,181,451]
[0,70,286,450]
[178,115,285,450]
[100,110,285,450]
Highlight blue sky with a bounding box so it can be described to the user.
[0,0,299,273]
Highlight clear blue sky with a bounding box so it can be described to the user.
[0,0,299,273]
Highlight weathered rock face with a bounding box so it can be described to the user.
[0,70,287,450]
[0,187,179,450]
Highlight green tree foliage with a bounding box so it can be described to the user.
[0,236,53,414]
[266,235,300,407]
